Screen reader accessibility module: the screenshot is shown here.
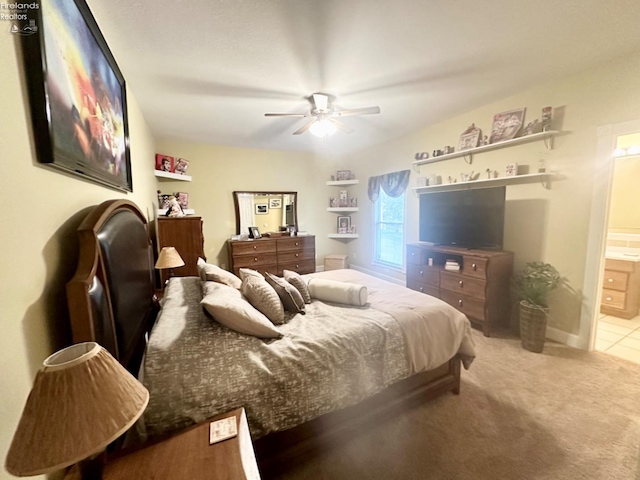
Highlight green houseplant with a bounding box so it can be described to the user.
[513,262,561,353]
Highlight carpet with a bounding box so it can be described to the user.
[266,330,640,480]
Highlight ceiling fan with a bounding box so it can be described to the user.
[264,93,381,137]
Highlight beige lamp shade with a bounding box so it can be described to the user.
[5,342,149,476]
[155,246,185,269]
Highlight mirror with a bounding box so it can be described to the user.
[233,191,298,235]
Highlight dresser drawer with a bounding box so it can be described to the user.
[406,279,440,298]
[231,241,277,256]
[406,245,430,265]
[278,259,315,275]
[440,290,486,321]
[278,248,315,263]
[277,236,315,252]
[440,272,486,300]
[601,289,626,310]
[602,270,629,292]
[604,258,635,273]
[232,254,277,269]
[462,256,488,279]
[407,264,439,287]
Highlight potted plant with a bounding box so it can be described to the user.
[513,262,561,353]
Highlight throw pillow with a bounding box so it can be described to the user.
[283,269,311,304]
[241,276,285,325]
[264,272,305,314]
[239,268,264,281]
[201,282,281,338]
[198,259,242,290]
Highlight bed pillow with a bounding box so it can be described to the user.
[239,268,264,281]
[283,269,311,304]
[197,258,242,289]
[307,278,368,306]
[201,282,281,338]
[264,272,305,314]
[241,276,285,325]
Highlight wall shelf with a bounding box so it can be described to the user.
[412,130,560,171]
[411,172,555,194]
[155,170,192,182]
[328,234,359,239]
[327,207,359,213]
[326,179,359,186]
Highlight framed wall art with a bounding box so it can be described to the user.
[489,108,526,144]
[20,0,133,191]
[155,154,174,172]
[337,216,351,233]
[269,198,282,209]
[255,204,268,215]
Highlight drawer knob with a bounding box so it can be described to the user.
[606,296,612,301]
[254,257,258,262]
[459,280,464,287]
[253,245,257,250]
[295,253,299,257]
[419,270,423,276]
[472,263,477,271]
[607,278,614,283]
[295,242,299,246]
[296,264,299,268]
[458,299,464,307]
[419,287,423,292]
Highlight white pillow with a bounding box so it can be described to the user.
[201,282,281,338]
[197,258,242,289]
[239,268,264,281]
[241,276,285,324]
[307,278,368,306]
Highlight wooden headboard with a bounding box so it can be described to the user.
[66,199,158,374]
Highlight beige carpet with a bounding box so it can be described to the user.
[266,330,640,480]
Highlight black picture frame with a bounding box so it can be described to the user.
[248,226,262,239]
[20,0,133,192]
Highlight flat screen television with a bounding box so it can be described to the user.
[419,186,506,249]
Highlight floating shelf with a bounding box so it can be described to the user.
[411,172,555,194]
[328,234,359,239]
[327,207,359,213]
[157,209,195,216]
[326,179,359,186]
[412,130,560,171]
[154,170,192,181]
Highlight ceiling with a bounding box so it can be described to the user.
[86,0,640,156]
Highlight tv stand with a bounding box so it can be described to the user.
[406,243,514,336]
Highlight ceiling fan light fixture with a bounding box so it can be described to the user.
[310,119,336,137]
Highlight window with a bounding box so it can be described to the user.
[374,189,405,268]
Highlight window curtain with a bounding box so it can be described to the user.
[368,169,411,202]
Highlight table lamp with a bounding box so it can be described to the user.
[155,246,185,282]
[5,342,149,479]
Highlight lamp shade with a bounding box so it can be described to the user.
[155,246,185,269]
[5,342,149,476]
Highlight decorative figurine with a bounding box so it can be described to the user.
[165,195,185,217]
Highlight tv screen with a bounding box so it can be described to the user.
[419,187,506,249]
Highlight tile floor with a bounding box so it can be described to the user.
[595,313,640,364]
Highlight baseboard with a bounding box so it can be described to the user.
[349,265,405,286]
[546,326,582,349]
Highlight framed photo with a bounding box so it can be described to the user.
[338,216,351,234]
[174,158,189,175]
[339,189,348,207]
[336,170,352,181]
[155,154,174,173]
[255,203,268,215]
[248,227,261,239]
[348,225,357,234]
[20,0,132,191]
[490,108,526,144]
[174,192,189,209]
[269,198,282,209]
[459,131,480,150]
[506,163,518,177]
[157,191,171,209]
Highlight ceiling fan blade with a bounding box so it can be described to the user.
[329,118,354,134]
[293,119,317,135]
[265,113,308,117]
[312,93,329,112]
[333,106,381,117]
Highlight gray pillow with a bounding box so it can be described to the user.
[239,268,264,281]
[264,272,305,314]
[241,276,285,325]
[283,269,311,304]
[200,282,281,338]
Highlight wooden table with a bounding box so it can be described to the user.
[64,408,260,480]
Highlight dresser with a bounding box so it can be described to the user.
[600,257,640,319]
[406,243,513,336]
[228,235,316,277]
[156,217,205,284]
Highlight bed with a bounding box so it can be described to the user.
[66,199,475,473]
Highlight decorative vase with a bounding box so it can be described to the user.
[519,300,548,353]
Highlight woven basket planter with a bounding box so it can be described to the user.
[519,301,548,353]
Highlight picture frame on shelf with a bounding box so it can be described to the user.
[489,108,526,144]
[458,124,481,150]
[348,225,357,234]
[156,154,174,172]
[269,198,282,209]
[174,192,189,209]
[329,197,338,207]
[338,216,351,234]
[505,163,518,177]
[248,226,262,239]
[174,158,189,175]
[349,197,358,207]
[338,190,348,207]
[20,0,133,192]
[157,191,170,209]
[336,170,352,181]
[255,204,268,215]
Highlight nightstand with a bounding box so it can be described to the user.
[63,408,260,480]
